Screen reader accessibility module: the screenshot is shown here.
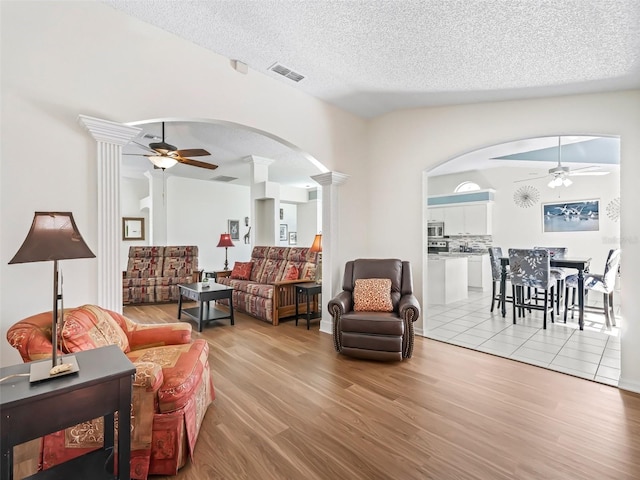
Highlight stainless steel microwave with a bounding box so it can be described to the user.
[427,222,445,238]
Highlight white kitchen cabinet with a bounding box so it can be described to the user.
[427,256,468,305]
[468,254,491,290]
[427,207,446,223]
[443,203,492,236]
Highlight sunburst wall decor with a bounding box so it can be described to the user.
[606,197,620,222]
[513,185,540,208]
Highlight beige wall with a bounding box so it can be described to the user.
[2,1,639,393]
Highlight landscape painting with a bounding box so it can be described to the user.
[542,200,599,233]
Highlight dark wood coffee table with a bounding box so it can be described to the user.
[177,282,234,332]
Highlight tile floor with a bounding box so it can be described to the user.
[425,288,621,386]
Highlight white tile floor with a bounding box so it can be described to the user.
[425,288,621,386]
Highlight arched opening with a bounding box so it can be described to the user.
[424,134,621,386]
[120,118,327,274]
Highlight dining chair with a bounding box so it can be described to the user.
[564,248,621,329]
[488,247,512,312]
[508,248,555,329]
[534,246,571,315]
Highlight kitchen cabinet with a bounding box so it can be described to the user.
[468,254,491,290]
[444,203,492,236]
[427,207,445,223]
[427,256,468,305]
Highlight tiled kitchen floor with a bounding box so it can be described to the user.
[425,289,621,386]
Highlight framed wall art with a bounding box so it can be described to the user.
[542,199,600,233]
[122,217,145,241]
[288,231,297,245]
[228,219,240,240]
[279,224,288,241]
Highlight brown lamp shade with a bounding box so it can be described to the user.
[216,233,234,248]
[9,212,95,264]
[310,234,322,253]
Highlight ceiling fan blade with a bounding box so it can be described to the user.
[569,171,610,176]
[176,157,218,170]
[175,148,210,157]
[514,174,548,183]
[131,141,157,154]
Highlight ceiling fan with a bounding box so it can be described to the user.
[514,136,609,188]
[126,122,218,170]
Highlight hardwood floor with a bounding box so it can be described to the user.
[14,303,640,479]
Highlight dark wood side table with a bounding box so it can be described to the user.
[295,282,322,330]
[0,345,135,480]
[202,270,231,282]
[178,282,234,332]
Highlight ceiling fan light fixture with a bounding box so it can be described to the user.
[562,177,573,187]
[148,156,178,169]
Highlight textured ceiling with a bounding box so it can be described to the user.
[109,1,636,185]
[105,0,640,118]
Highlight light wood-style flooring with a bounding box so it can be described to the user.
[14,303,640,479]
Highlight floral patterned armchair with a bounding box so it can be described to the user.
[6,305,214,479]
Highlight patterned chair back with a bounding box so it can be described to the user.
[602,249,621,292]
[508,248,552,289]
[534,246,568,259]
[488,247,503,281]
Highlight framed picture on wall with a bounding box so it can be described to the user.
[228,219,240,240]
[279,224,288,241]
[122,217,145,241]
[289,231,297,245]
[542,199,600,233]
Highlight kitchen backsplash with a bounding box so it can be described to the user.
[447,235,492,253]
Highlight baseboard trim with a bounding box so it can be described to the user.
[617,377,640,394]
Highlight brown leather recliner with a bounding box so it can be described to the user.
[328,259,421,361]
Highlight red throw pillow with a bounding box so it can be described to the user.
[283,264,299,280]
[230,261,253,280]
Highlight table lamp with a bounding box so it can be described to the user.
[217,233,235,270]
[310,233,322,284]
[9,212,95,382]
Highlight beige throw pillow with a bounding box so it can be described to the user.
[353,278,393,312]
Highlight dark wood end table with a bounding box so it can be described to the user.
[295,282,322,330]
[178,282,234,332]
[0,345,135,480]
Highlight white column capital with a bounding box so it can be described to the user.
[78,115,141,145]
[244,155,275,167]
[311,171,349,186]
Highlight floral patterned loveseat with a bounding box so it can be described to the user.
[6,304,214,479]
[216,246,317,325]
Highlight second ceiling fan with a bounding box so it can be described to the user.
[128,122,218,171]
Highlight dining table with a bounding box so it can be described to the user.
[499,256,591,330]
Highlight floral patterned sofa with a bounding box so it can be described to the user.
[216,246,317,325]
[6,304,214,479]
[123,246,199,304]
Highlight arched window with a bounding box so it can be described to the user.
[454,181,481,193]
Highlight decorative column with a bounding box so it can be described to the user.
[78,115,141,312]
[310,172,349,335]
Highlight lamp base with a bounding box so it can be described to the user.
[29,355,79,383]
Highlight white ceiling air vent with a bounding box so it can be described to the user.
[269,62,305,82]
[211,175,238,183]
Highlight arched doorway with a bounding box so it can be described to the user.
[423,134,621,386]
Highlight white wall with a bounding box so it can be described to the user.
[165,176,252,270]
[428,166,621,269]
[2,1,640,394]
[120,176,150,270]
[368,92,640,392]
[0,0,368,366]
